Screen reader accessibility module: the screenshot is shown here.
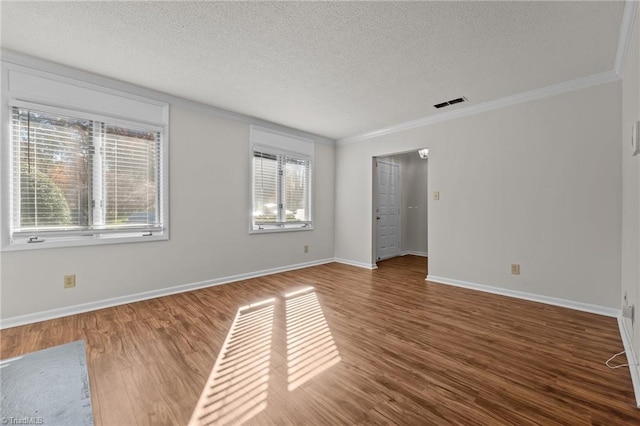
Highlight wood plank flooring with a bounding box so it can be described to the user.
[1,255,639,425]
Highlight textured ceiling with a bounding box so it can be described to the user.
[0,1,625,140]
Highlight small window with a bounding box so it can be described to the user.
[250,126,313,232]
[9,103,165,246]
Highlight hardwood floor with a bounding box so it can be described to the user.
[2,255,639,425]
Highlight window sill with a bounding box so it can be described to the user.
[3,232,169,252]
[249,226,314,235]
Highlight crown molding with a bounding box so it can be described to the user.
[338,70,621,145]
[0,49,336,146]
[615,0,639,75]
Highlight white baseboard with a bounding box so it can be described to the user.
[334,257,378,270]
[426,275,621,318]
[618,316,640,407]
[0,258,335,329]
[401,251,428,257]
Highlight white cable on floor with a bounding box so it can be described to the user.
[606,350,629,369]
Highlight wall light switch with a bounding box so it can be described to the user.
[632,121,640,156]
[433,191,440,200]
[511,264,520,275]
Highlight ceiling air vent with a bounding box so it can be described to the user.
[434,96,467,109]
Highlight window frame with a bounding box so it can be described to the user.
[249,126,314,234]
[1,63,170,251]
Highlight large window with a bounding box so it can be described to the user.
[251,126,313,232]
[9,103,165,246]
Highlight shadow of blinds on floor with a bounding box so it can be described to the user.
[189,298,275,426]
[285,287,341,391]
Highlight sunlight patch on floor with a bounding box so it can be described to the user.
[285,287,341,391]
[189,298,275,426]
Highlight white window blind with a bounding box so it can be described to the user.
[253,152,279,224]
[250,126,313,232]
[10,104,163,243]
[284,156,312,222]
[102,124,161,229]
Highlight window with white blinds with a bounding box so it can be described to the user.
[251,126,313,232]
[10,103,165,245]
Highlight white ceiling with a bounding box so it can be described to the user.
[0,1,626,140]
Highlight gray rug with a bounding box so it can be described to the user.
[1,340,94,426]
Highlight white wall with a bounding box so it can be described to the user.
[335,81,622,309]
[620,4,640,366]
[397,152,428,255]
[0,105,335,320]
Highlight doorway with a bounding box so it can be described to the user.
[373,150,428,265]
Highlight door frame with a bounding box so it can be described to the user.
[372,149,429,268]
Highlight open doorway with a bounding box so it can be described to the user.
[373,149,428,265]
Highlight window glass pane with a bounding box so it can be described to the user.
[253,152,278,224]
[13,108,92,230]
[103,125,160,227]
[284,157,311,222]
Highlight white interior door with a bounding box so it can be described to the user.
[376,160,401,261]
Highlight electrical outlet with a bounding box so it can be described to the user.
[304,245,309,253]
[511,264,520,275]
[64,274,76,289]
[623,304,635,324]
